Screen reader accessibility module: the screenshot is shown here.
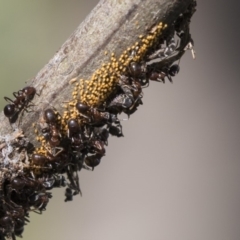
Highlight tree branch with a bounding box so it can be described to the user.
[0,0,195,142]
[0,1,197,239]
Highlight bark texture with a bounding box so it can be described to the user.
[0,0,195,143]
[0,1,197,239]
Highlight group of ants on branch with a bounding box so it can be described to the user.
[0,2,196,239]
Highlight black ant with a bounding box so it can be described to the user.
[107,75,143,117]
[0,198,29,239]
[76,102,119,127]
[31,152,69,174]
[129,61,180,86]
[65,164,82,198]
[31,153,49,167]
[30,192,52,212]
[67,119,85,153]
[92,127,109,145]
[64,188,73,202]
[146,64,180,84]
[107,93,133,114]
[108,122,124,137]
[39,108,64,156]
[84,153,102,170]
[3,86,37,124]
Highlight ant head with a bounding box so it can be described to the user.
[22,86,36,100]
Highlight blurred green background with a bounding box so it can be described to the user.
[0,1,98,108]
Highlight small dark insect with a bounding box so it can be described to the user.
[6,177,36,204]
[76,102,119,126]
[88,138,105,156]
[144,63,180,85]
[67,119,85,152]
[13,218,25,237]
[51,175,67,188]
[168,64,180,77]
[40,108,63,156]
[10,178,26,191]
[129,60,180,86]
[66,164,81,197]
[41,175,66,190]
[43,108,58,124]
[107,94,133,114]
[147,70,171,83]
[75,102,90,114]
[84,154,102,170]
[48,124,62,149]
[0,199,30,239]
[0,215,14,232]
[3,86,37,123]
[29,192,52,212]
[107,75,143,117]
[31,152,69,174]
[108,122,124,137]
[129,61,145,79]
[92,127,109,146]
[64,188,73,202]
[31,153,48,166]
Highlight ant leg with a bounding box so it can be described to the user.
[36,83,47,96]
[45,146,64,157]
[13,90,23,99]
[53,147,64,157]
[4,97,15,104]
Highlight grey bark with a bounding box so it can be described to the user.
[0,0,196,144]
